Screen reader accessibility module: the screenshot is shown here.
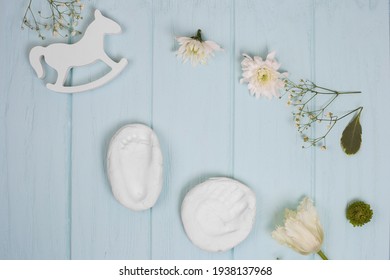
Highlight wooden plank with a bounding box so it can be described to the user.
[314,0,390,259]
[151,0,233,259]
[1,0,388,261]
[70,0,153,259]
[0,1,70,259]
[233,0,314,259]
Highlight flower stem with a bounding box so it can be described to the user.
[317,250,328,260]
[316,90,362,95]
[191,29,203,42]
[313,84,361,94]
[335,106,363,122]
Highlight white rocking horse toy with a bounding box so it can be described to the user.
[29,9,128,93]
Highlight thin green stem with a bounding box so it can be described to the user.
[21,0,33,28]
[336,106,363,122]
[322,94,338,110]
[317,106,363,123]
[317,250,328,260]
[315,90,361,95]
[336,91,361,94]
[313,120,337,144]
[313,84,361,94]
[302,92,318,107]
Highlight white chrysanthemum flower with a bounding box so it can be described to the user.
[272,197,328,259]
[240,51,287,99]
[176,29,223,67]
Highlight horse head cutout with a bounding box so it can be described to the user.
[94,9,121,35]
[29,9,128,93]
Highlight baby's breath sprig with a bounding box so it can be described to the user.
[21,0,84,40]
[284,79,363,150]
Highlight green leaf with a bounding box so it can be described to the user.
[340,111,362,155]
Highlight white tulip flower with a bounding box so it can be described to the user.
[272,197,328,260]
[176,29,223,67]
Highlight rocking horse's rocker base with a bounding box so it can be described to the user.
[47,59,128,93]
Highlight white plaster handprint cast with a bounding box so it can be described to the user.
[181,177,256,252]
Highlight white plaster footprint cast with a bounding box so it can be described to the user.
[29,9,128,93]
[181,177,256,252]
[107,124,163,211]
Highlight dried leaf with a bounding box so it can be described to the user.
[340,111,362,155]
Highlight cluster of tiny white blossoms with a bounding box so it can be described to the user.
[176,29,223,66]
[240,51,288,99]
[22,0,85,39]
[285,79,362,150]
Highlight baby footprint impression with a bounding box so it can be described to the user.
[181,177,256,252]
[107,124,163,211]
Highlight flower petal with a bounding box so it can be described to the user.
[272,226,292,246]
[204,40,223,51]
[266,51,276,60]
[272,196,324,256]
[254,56,264,65]
[284,219,322,254]
[296,197,324,241]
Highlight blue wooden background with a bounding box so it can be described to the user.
[0,0,389,260]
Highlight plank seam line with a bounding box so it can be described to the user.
[230,0,236,261]
[67,35,73,260]
[150,0,155,260]
[310,0,316,260]
[388,0,390,260]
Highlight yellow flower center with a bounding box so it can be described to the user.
[257,67,275,85]
[188,45,198,55]
[185,43,206,63]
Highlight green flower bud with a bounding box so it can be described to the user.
[346,201,373,227]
